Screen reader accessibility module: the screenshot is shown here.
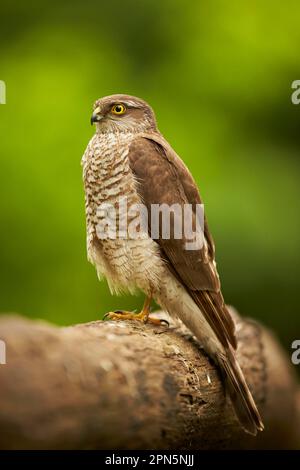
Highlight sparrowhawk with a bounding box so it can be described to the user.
[82,94,264,435]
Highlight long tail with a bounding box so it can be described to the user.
[217,345,264,435]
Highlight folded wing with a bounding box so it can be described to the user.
[128,134,236,349]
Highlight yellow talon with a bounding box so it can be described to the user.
[104,296,167,326]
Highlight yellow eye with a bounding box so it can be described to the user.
[111,104,126,115]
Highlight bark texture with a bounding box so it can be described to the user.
[0,309,299,450]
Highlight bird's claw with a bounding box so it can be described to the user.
[159,318,170,327]
[103,309,169,327]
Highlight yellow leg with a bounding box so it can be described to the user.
[104,296,165,326]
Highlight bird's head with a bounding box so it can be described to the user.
[90,94,157,133]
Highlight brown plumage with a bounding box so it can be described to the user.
[128,135,236,349]
[82,94,264,435]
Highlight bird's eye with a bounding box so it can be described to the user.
[111,104,126,115]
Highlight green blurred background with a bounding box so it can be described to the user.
[0,0,299,351]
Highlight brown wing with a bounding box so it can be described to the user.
[128,133,237,349]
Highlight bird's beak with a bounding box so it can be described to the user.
[91,107,103,125]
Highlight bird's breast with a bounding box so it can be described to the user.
[82,132,164,295]
[83,132,140,228]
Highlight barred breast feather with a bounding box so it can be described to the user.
[81,132,164,296]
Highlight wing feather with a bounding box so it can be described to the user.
[128,134,236,349]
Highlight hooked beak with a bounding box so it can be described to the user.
[90,107,103,125]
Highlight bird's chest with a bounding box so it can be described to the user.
[85,132,136,198]
[82,133,160,293]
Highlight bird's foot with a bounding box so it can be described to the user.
[103,309,168,326]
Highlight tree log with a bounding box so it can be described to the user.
[0,309,299,450]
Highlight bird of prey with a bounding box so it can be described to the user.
[82,94,264,435]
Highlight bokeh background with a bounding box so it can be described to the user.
[0,0,299,351]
